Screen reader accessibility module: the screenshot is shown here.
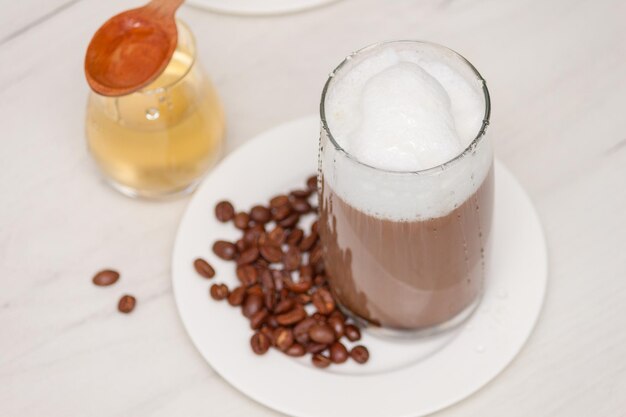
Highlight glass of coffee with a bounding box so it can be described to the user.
[318,41,493,336]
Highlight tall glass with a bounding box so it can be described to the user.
[318,41,493,337]
[86,20,225,198]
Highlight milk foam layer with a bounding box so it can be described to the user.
[321,42,491,221]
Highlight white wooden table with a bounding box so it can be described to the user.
[1,1,625,416]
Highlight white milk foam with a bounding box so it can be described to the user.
[322,42,491,221]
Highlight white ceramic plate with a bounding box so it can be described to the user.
[186,0,339,16]
[172,115,548,417]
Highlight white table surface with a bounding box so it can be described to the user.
[1,1,625,416]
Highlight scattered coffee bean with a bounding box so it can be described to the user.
[350,345,369,364]
[306,343,328,354]
[278,213,299,228]
[312,287,335,315]
[329,342,349,364]
[250,309,269,329]
[92,269,119,286]
[193,258,215,278]
[290,189,311,199]
[268,226,287,245]
[285,343,306,357]
[283,246,301,271]
[310,220,319,235]
[312,353,331,368]
[276,305,307,326]
[345,324,361,342]
[286,228,304,246]
[272,204,292,221]
[118,294,136,313]
[299,232,318,252]
[308,323,335,344]
[270,195,290,208]
[291,199,311,214]
[274,327,294,351]
[215,201,235,222]
[251,332,270,355]
[237,247,259,265]
[260,326,275,345]
[242,293,263,317]
[235,239,247,252]
[328,315,345,338]
[267,315,279,328]
[210,283,229,300]
[236,265,258,286]
[259,244,283,263]
[274,298,295,314]
[233,212,250,230]
[246,284,264,296]
[213,240,237,260]
[250,205,271,224]
[296,293,312,305]
[306,175,317,192]
[227,286,246,306]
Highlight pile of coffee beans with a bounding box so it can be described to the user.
[195,174,369,368]
[91,269,137,314]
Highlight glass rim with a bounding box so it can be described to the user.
[137,19,196,96]
[319,40,491,175]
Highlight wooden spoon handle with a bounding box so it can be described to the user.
[146,0,185,16]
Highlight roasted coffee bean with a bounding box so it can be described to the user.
[308,323,335,344]
[291,199,312,214]
[312,287,335,315]
[306,343,328,354]
[312,312,326,322]
[92,269,119,286]
[243,225,263,245]
[327,315,345,338]
[345,324,361,342]
[118,294,136,313]
[250,205,271,224]
[284,276,312,294]
[270,195,290,208]
[212,240,237,260]
[290,189,311,199]
[286,228,304,246]
[299,265,314,281]
[242,293,263,318]
[246,285,264,296]
[298,232,318,252]
[227,286,246,306]
[272,204,292,221]
[285,343,306,357]
[268,226,287,245]
[237,247,259,265]
[235,239,248,252]
[210,283,229,300]
[274,298,295,314]
[278,213,299,229]
[311,220,319,235]
[329,310,346,321]
[312,353,332,368]
[272,270,285,291]
[259,326,275,345]
[233,212,250,230]
[329,342,349,364]
[309,245,323,266]
[215,201,235,222]
[259,244,283,263]
[263,291,275,311]
[275,305,307,326]
[255,258,270,269]
[274,327,294,351]
[250,332,270,355]
[283,246,301,271]
[350,345,369,364]
[279,288,289,301]
[236,265,258,286]
[306,175,317,192]
[294,317,316,344]
[313,275,327,286]
[259,269,275,291]
[267,315,280,328]
[250,309,269,329]
[296,293,312,305]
